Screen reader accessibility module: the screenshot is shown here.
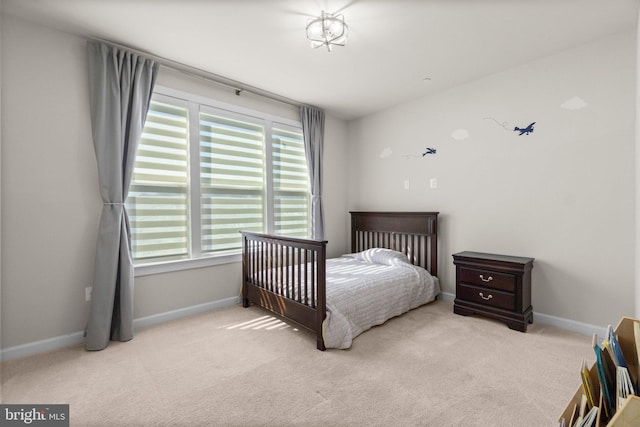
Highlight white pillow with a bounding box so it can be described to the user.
[345,248,410,266]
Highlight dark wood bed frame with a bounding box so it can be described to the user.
[241,211,439,350]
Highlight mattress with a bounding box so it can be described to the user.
[322,249,440,349]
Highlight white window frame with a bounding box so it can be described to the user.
[133,86,308,276]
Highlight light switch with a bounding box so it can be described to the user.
[430,178,437,189]
[403,180,410,190]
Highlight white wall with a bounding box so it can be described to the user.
[322,114,349,258]
[0,15,350,351]
[348,31,636,328]
[636,8,640,320]
[2,15,99,350]
[0,0,4,354]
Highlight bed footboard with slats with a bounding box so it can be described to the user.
[241,232,328,350]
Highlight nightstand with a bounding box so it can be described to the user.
[453,251,534,332]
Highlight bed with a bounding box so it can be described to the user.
[240,211,440,350]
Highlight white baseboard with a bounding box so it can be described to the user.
[438,291,607,338]
[133,296,240,330]
[438,292,456,302]
[0,296,240,362]
[0,331,86,363]
[0,294,607,362]
[534,312,607,339]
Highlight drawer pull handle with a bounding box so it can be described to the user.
[479,275,493,282]
[479,292,493,301]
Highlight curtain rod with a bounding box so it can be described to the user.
[91,38,308,110]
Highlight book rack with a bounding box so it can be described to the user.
[560,317,640,426]
[609,396,640,426]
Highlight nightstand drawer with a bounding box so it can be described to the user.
[459,267,516,292]
[457,283,515,311]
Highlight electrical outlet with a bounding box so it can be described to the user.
[430,178,437,189]
[85,287,92,302]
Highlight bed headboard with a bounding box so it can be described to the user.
[350,211,439,277]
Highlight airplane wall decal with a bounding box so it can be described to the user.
[422,148,436,156]
[514,122,535,135]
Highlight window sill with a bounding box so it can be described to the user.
[134,251,242,277]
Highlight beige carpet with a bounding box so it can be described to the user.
[1,300,594,426]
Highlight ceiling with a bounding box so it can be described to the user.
[3,0,639,120]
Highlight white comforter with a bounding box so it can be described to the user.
[322,249,440,349]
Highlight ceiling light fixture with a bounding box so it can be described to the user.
[306,11,348,52]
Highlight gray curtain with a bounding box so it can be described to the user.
[300,106,325,240]
[85,41,158,351]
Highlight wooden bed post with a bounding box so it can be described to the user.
[428,215,438,277]
[241,233,250,308]
[316,241,327,351]
[351,214,357,254]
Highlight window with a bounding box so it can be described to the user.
[128,99,190,261]
[127,87,310,268]
[272,126,311,237]
[199,111,266,252]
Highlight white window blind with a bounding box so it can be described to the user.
[272,127,310,237]
[200,112,265,252]
[127,87,310,266]
[127,99,190,261]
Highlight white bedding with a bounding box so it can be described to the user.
[322,248,440,349]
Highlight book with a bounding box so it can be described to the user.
[567,402,577,427]
[575,406,598,427]
[634,320,640,388]
[616,366,635,409]
[572,393,587,426]
[581,359,596,409]
[594,336,615,418]
[607,324,628,369]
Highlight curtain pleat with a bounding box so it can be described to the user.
[85,41,158,351]
[300,106,325,240]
